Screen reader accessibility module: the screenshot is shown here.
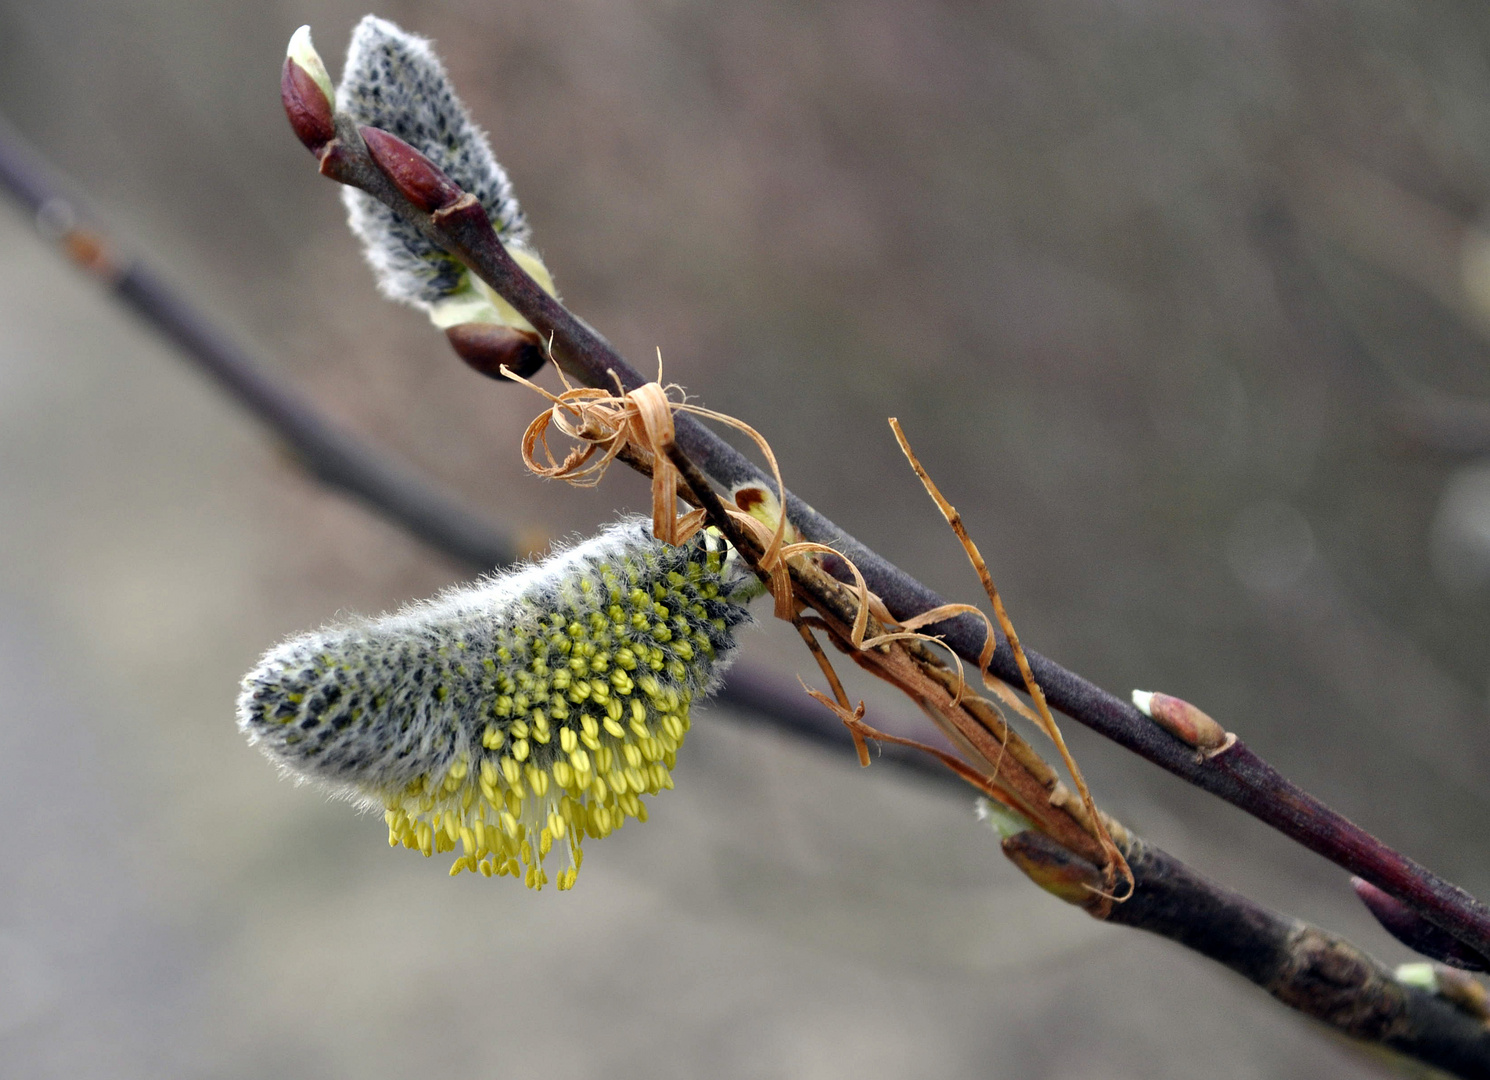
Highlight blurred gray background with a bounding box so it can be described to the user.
[2,0,1489,1076]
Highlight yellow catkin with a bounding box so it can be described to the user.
[241,520,754,892]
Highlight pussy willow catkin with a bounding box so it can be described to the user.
[238,520,755,890]
[333,15,556,330]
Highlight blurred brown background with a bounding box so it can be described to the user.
[2,0,1489,1076]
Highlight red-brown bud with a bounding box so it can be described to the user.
[359,126,465,213]
[1352,877,1489,971]
[1131,690,1231,753]
[281,57,336,156]
[445,324,547,381]
[1001,831,1106,912]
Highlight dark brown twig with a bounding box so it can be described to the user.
[322,117,1490,963]
[1003,830,1490,1079]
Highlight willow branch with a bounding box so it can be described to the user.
[313,117,1490,963]
[1003,830,1490,1079]
[660,433,1488,1072]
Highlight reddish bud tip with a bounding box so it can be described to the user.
[359,126,465,213]
[1352,877,1489,971]
[281,57,336,155]
[446,324,547,381]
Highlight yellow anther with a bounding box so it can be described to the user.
[480,859,494,877]
[604,718,626,739]
[512,738,530,762]
[623,743,643,768]
[539,829,553,858]
[501,756,521,785]
[460,826,476,854]
[552,760,574,789]
[597,746,614,773]
[501,812,519,837]
[626,767,646,793]
[581,715,600,739]
[560,727,578,753]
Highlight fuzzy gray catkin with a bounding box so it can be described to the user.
[335,15,540,316]
[238,520,756,890]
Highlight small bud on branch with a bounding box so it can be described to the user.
[445,323,546,380]
[1131,689,1232,754]
[1001,830,1106,910]
[1354,877,1490,971]
[281,28,336,156]
[358,125,465,213]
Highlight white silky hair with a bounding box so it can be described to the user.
[237,519,756,799]
[335,15,532,309]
